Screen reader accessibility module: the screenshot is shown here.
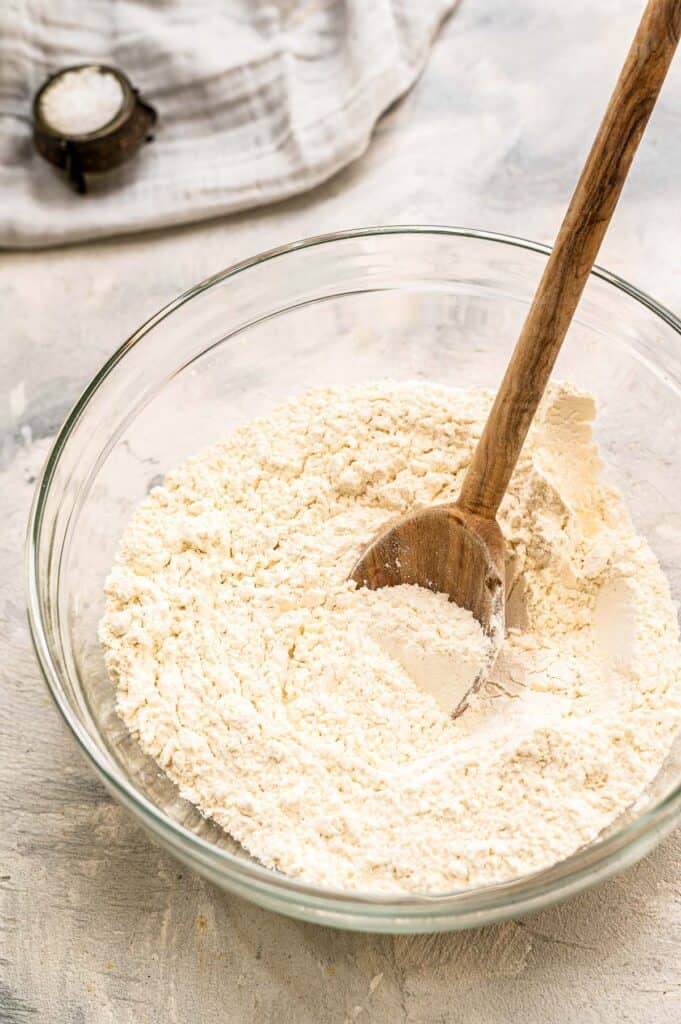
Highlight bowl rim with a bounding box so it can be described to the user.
[25,224,681,920]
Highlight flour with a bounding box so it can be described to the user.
[360,585,492,714]
[99,382,681,893]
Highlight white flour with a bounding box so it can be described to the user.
[99,382,681,893]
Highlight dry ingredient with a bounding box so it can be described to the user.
[99,382,681,893]
[40,67,124,136]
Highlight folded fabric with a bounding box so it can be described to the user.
[0,0,455,248]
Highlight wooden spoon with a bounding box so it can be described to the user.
[351,0,680,713]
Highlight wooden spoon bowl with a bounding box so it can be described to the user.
[350,503,505,713]
[350,503,505,637]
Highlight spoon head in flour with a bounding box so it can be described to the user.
[350,502,505,714]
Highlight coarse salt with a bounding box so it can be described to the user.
[40,67,124,136]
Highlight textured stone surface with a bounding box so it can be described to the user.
[2,1,681,1021]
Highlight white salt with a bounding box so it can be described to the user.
[40,67,124,137]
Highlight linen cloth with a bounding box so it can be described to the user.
[0,0,455,248]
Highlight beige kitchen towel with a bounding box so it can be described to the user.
[0,0,456,248]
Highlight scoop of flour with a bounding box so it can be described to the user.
[355,584,492,715]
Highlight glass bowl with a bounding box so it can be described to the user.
[26,227,681,933]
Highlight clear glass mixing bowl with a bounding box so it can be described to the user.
[26,227,681,932]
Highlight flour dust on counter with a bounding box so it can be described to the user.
[99,381,681,893]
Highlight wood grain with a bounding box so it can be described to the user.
[458,0,681,518]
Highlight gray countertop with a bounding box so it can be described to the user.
[2,2,681,1021]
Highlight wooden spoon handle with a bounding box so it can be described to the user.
[458,0,681,520]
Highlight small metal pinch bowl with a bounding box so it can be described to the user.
[32,63,157,193]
